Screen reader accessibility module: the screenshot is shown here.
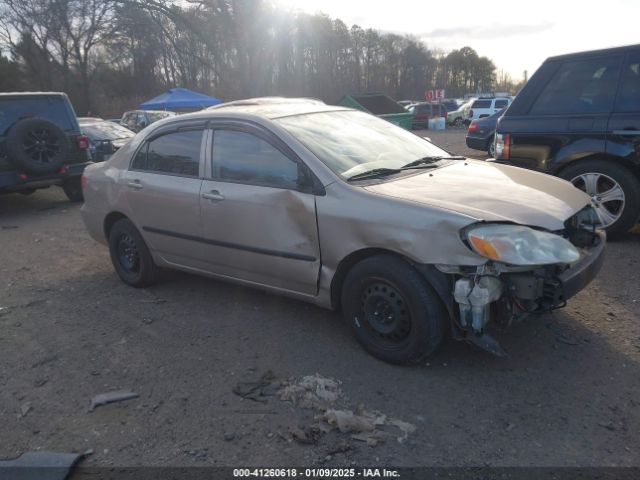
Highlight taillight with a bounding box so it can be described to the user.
[81,175,87,190]
[495,133,510,160]
[468,121,478,133]
[76,135,89,150]
[19,173,28,181]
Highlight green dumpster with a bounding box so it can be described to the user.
[338,93,413,130]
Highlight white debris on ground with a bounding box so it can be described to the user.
[278,374,416,446]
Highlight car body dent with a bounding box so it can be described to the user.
[364,161,590,231]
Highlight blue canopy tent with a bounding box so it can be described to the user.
[139,87,221,111]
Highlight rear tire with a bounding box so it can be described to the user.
[62,177,83,202]
[487,135,495,158]
[559,160,640,238]
[341,254,446,364]
[108,218,159,287]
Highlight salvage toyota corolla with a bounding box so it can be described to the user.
[80,98,605,364]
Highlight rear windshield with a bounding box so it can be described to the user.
[0,97,75,134]
[81,122,135,141]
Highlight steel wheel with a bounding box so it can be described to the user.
[116,232,140,273]
[360,279,412,350]
[571,172,625,228]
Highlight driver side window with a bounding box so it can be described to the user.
[211,130,301,190]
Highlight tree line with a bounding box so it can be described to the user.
[0,0,521,116]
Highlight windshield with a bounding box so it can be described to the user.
[81,122,135,141]
[275,110,451,179]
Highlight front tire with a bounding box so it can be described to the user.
[341,254,446,364]
[559,160,640,237]
[108,219,159,287]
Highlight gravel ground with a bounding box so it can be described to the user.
[1,130,639,470]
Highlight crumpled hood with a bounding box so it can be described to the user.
[364,160,591,231]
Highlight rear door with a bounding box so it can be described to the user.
[607,51,640,169]
[199,124,321,295]
[122,125,206,267]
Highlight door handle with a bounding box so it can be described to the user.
[202,190,224,201]
[127,180,143,190]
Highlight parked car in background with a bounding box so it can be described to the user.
[120,110,176,132]
[495,44,640,237]
[466,109,505,157]
[407,102,448,129]
[81,98,604,364]
[448,98,475,126]
[440,100,460,112]
[468,97,511,121]
[0,92,91,202]
[79,119,135,162]
[398,100,414,108]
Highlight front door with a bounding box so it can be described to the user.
[199,127,320,295]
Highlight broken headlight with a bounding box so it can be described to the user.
[463,224,580,266]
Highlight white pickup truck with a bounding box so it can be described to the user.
[468,97,512,121]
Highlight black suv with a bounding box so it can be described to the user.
[0,92,91,202]
[495,44,640,236]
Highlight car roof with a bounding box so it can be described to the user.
[547,43,640,62]
[181,97,351,120]
[0,92,68,98]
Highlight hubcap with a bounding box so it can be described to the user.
[361,281,411,345]
[116,233,140,273]
[571,172,625,228]
[23,128,60,164]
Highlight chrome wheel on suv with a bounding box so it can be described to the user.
[570,172,625,228]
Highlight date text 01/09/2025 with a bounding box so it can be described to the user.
[232,468,401,478]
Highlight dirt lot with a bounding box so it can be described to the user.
[1,130,639,469]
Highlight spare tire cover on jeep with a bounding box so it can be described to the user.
[5,118,70,174]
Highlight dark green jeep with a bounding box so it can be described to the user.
[0,92,92,201]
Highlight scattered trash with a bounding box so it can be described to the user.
[278,374,342,409]
[89,391,139,412]
[232,370,277,403]
[277,374,416,447]
[0,307,10,317]
[223,432,236,441]
[19,402,32,418]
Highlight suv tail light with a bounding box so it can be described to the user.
[495,133,510,160]
[76,135,89,150]
[468,121,478,133]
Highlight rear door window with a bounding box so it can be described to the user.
[531,55,622,114]
[212,130,300,190]
[131,129,203,176]
[494,99,509,108]
[0,97,74,134]
[472,100,492,109]
[614,53,640,113]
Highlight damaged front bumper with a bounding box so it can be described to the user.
[443,230,605,356]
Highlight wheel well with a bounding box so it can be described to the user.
[330,248,410,310]
[555,154,640,179]
[103,212,128,239]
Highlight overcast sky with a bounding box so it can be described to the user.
[277,0,639,81]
